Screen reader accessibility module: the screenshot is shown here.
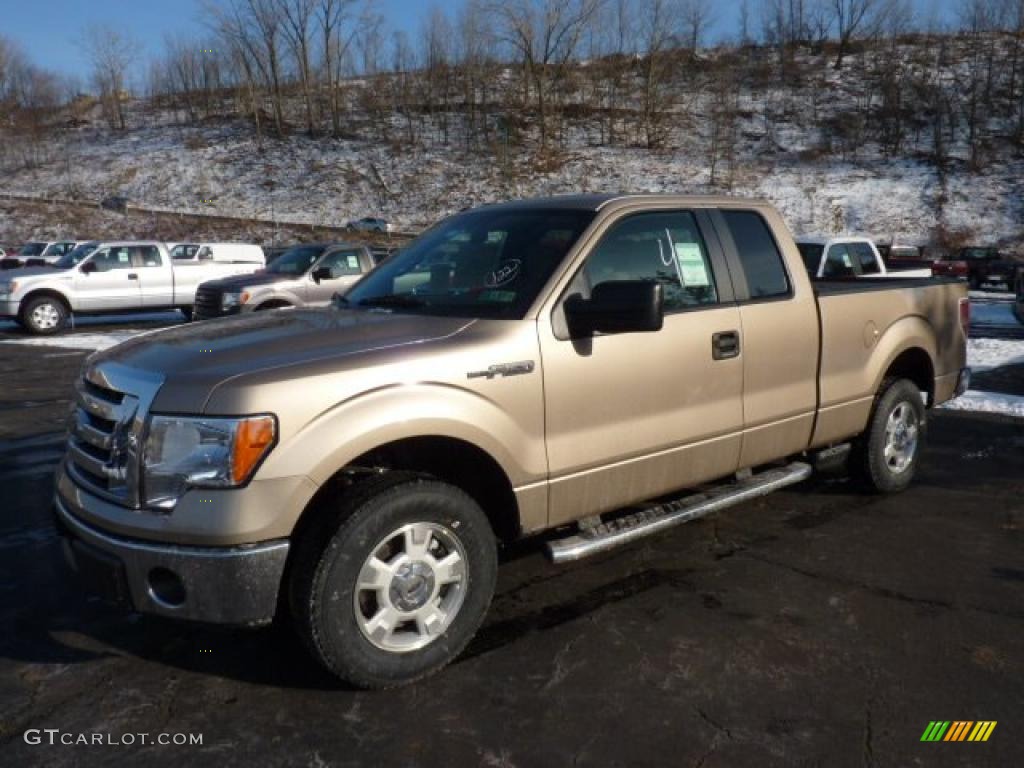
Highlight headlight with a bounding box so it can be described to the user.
[221,291,250,309]
[142,414,276,509]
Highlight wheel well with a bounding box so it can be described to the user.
[256,300,292,310]
[883,348,934,405]
[297,436,521,545]
[21,289,70,314]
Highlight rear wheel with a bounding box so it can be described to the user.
[851,378,926,493]
[290,473,497,689]
[20,295,68,335]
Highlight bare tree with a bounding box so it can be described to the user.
[278,0,318,135]
[86,25,134,130]
[489,0,602,152]
[831,0,892,68]
[681,0,716,51]
[637,0,681,148]
[317,0,359,137]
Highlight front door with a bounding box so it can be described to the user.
[307,249,367,305]
[75,246,142,311]
[538,209,745,526]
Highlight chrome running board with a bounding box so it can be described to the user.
[545,462,813,564]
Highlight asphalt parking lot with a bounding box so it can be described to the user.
[0,305,1022,767]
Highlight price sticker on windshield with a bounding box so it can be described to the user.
[674,243,710,287]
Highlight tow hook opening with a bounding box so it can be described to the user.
[147,567,187,607]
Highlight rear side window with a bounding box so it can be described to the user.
[721,211,790,298]
[137,246,162,267]
[850,242,880,275]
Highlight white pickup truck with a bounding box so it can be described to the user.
[0,241,264,334]
[796,236,933,279]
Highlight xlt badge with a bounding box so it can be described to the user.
[467,361,535,380]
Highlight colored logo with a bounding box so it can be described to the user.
[920,721,997,742]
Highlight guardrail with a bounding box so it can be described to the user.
[0,192,420,241]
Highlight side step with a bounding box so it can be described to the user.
[545,461,813,564]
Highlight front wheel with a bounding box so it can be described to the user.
[851,378,926,493]
[20,295,68,335]
[290,473,497,689]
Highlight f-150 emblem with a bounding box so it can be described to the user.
[467,360,535,380]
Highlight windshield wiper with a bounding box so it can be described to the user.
[358,294,425,309]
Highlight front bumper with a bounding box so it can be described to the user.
[0,298,18,317]
[55,495,289,626]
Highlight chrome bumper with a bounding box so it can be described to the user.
[55,494,289,626]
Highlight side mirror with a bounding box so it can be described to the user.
[311,266,332,284]
[80,261,97,274]
[564,280,664,337]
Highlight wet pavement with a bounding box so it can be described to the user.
[0,320,1022,767]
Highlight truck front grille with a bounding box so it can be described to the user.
[67,377,140,505]
[193,287,223,320]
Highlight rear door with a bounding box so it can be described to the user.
[539,208,745,526]
[307,248,367,305]
[711,209,819,469]
[75,246,142,311]
[135,245,175,307]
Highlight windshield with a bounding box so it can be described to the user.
[961,248,997,260]
[20,242,46,256]
[54,242,99,269]
[796,243,823,273]
[343,208,595,319]
[267,245,325,275]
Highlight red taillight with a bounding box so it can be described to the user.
[958,297,970,335]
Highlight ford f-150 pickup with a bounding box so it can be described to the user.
[0,241,264,333]
[192,242,381,320]
[54,195,969,688]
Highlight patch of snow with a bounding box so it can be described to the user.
[942,390,1024,419]
[0,330,147,351]
[967,338,1024,371]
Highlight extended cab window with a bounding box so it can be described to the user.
[579,211,718,311]
[824,244,855,277]
[722,211,790,298]
[850,242,880,275]
[172,244,199,260]
[137,246,162,267]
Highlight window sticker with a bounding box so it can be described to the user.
[347,255,359,269]
[674,243,709,287]
[486,259,521,287]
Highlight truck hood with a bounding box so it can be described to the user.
[88,308,475,412]
[0,265,71,280]
[199,271,291,291]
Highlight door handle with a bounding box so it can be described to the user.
[127,273,138,280]
[712,331,741,360]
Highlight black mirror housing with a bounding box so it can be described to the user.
[311,266,332,284]
[80,261,97,274]
[565,280,664,337]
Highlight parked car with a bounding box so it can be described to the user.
[0,240,264,334]
[931,247,1019,290]
[169,242,266,265]
[795,236,932,278]
[2,240,81,268]
[878,244,939,271]
[55,195,969,689]
[192,242,376,320]
[346,216,392,234]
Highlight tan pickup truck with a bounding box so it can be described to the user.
[55,195,969,688]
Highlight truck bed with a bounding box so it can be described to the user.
[810,276,967,447]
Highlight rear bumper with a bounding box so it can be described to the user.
[55,494,289,626]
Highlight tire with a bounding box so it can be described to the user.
[289,472,497,689]
[851,378,926,493]
[20,295,68,335]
